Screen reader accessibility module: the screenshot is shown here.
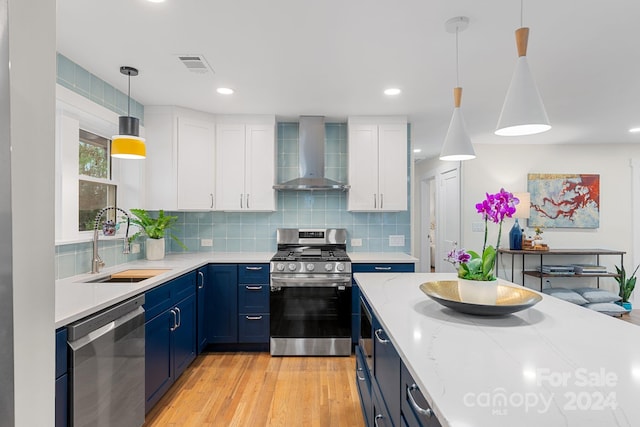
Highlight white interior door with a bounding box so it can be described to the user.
[436,167,460,273]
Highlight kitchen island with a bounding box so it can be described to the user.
[354,272,640,427]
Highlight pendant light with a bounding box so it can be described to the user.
[111,66,146,159]
[439,16,476,162]
[495,0,551,136]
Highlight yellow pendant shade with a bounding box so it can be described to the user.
[111,135,146,159]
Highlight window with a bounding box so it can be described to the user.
[78,129,117,231]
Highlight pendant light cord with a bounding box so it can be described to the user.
[127,72,131,117]
[455,25,460,87]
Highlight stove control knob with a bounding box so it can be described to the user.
[306,263,315,271]
[276,263,285,271]
[324,263,333,271]
[336,263,345,272]
[288,263,297,271]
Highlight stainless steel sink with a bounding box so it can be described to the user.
[81,268,171,284]
[85,276,149,283]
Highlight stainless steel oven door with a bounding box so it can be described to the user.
[270,274,352,356]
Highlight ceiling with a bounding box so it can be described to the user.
[57,0,640,160]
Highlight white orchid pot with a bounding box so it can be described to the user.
[146,237,165,261]
[457,278,498,305]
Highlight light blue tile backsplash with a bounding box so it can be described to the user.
[54,85,412,279]
[56,53,144,124]
[166,122,411,255]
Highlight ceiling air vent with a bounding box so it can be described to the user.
[177,55,214,74]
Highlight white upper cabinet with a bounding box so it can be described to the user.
[215,116,276,211]
[176,117,216,210]
[347,116,407,212]
[144,106,215,210]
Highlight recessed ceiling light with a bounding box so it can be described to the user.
[384,88,401,96]
[629,127,640,133]
[216,87,234,95]
[413,148,422,153]
[146,0,166,3]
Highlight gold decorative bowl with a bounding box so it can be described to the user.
[420,280,542,315]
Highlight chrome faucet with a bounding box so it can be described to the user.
[91,206,131,274]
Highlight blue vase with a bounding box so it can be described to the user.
[509,219,523,250]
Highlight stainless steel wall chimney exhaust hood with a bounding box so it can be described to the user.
[273,116,349,191]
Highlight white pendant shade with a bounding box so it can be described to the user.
[495,54,551,136]
[440,107,476,161]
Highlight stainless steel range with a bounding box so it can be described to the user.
[270,228,352,356]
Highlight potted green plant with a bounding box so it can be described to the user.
[614,264,638,310]
[446,188,519,304]
[129,209,187,260]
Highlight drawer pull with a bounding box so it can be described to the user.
[374,414,385,427]
[374,266,392,271]
[245,315,263,320]
[356,367,366,382]
[245,266,263,271]
[374,329,390,344]
[245,285,263,290]
[407,384,433,417]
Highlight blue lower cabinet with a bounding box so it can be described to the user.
[55,328,68,427]
[356,346,372,427]
[144,271,197,413]
[373,317,401,427]
[237,264,270,344]
[196,267,208,354]
[207,264,239,344]
[401,362,441,427]
[372,380,393,427]
[145,309,174,412]
[173,293,197,379]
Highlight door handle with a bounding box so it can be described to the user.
[374,266,392,271]
[373,193,376,209]
[169,309,177,331]
[198,271,205,289]
[407,384,433,417]
[380,193,384,209]
[240,193,243,208]
[210,193,214,209]
[246,194,250,209]
[245,315,263,320]
[245,266,263,271]
[174,307,181,329]
[245,285,263,290]
[374,328,390,344]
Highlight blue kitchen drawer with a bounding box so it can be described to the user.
[352,263,415,273]
[144,272,196,320]
[238,283,269,313]
[401,362,441,427]
[238,314,270,343]
[238,264,269,284]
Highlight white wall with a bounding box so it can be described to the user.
[462,143,638,294]
[9,0,56,425]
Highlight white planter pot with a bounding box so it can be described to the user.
[146,237,165,261]
[457,278,498,305]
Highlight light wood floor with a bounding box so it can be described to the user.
[143,352,365,427]
[620,309,640,326]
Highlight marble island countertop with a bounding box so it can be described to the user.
[55,251,417,328]
[354,272,640,427]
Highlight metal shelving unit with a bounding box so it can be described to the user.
[498,248,626,290]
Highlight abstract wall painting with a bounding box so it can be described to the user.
[527,173,600,228]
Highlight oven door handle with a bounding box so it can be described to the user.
[270,276,352,287]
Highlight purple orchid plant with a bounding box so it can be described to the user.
[447,188,519,281]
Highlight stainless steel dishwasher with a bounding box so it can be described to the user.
[67,294,145,427]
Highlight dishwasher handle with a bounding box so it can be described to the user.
[68,304,145,351]
[67,294,145,341]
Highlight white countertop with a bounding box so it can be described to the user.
[354,272,640,427]
[348,252,418,263]
[55,251,416,328]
